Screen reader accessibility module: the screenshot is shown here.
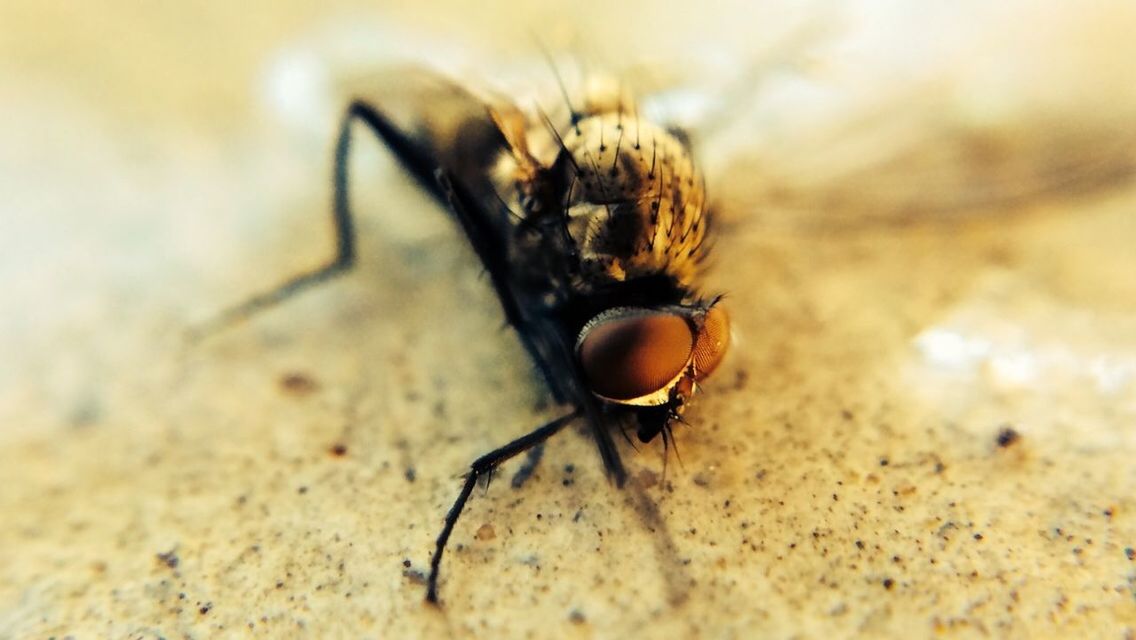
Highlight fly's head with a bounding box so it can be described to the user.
[575,298,730,443]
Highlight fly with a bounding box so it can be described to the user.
[202,64,730,604]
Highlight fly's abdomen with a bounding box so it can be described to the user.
[562,114,709,289]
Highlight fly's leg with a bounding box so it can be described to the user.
[435,170,623,487]
[433,170,573,406]
[190,103,386,336]
[427,410,579,604]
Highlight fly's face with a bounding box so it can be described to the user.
[576,298,730,442]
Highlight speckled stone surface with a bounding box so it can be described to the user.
[1,2,1134,639]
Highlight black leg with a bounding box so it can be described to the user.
[436,168,629,488]
[191,102,383,337]
[426,409,579,604]
[433,170,578,404]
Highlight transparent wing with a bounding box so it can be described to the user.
[615,2,1136,232]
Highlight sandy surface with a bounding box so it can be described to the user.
[1,2,1134,638]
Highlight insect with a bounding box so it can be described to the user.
[205,63,731,603]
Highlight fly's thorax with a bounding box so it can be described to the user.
[561,114,709,289]
[487,82,711,298]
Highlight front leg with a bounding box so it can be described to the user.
[427,409,579,604]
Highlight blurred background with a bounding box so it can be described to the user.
[1,1,1134,637]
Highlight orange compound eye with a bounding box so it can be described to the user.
[577,310,695,403]
[692,304,730,381]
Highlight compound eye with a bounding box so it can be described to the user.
[692,304,730,381]
[577,311,694,402]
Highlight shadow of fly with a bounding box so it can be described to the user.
[201,64,731,604]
